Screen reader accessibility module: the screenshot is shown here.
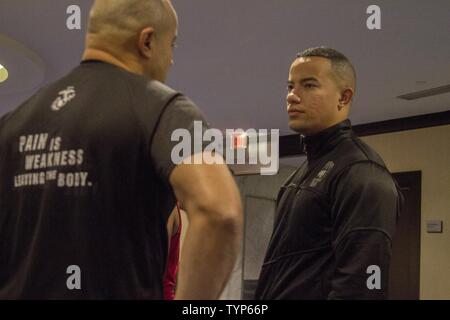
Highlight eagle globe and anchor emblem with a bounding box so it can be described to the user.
[51,86,76,111]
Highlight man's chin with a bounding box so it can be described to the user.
[288,121,307,134]
[289,124,319,136]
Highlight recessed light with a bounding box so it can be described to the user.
[0,64,9,83]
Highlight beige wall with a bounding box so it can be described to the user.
[361,124,450,300]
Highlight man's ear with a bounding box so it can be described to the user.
[137,27,155,59]
[338,88,354,109]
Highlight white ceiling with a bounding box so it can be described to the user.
[1,0,449,135]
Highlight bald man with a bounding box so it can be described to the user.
[0,0,242,299]
[254,47,402,299]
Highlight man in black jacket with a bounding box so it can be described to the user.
[255,47,402,300]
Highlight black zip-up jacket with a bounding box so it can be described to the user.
[255,119,402,299]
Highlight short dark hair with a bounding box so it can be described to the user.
[296,47,356,92]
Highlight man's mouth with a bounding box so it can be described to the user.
[288,108,304,116]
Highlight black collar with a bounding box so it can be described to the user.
[301,119,352,161]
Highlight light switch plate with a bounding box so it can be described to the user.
[426,220,443,233]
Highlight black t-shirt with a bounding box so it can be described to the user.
[0,61,209,299]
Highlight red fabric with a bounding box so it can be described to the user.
[163,202,182,300]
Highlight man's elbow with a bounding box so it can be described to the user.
[193,196,243,234]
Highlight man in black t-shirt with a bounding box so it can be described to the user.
[0,0,242,299]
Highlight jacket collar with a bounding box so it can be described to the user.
[300,119,352,161]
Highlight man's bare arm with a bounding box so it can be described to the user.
[170,152,243,300]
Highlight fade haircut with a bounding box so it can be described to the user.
[297,47,356,93]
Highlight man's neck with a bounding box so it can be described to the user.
[82,47,144,76]
[300,118,349,137]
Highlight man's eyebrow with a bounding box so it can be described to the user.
[287,77,319,85]
[300,77,319,83]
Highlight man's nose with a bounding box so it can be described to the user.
[287,92,301,105]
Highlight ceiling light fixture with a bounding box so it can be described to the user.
[0,64,9,83]
[398,84,450,100]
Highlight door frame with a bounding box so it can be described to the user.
[391,170,422,300]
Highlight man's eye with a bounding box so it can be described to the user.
[287,85,294,92]
[304,83,316,88]
[172,42,178,49]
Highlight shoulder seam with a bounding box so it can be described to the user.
[350,133,371,160]
[148,93,183,152]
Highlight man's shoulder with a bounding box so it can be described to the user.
[116,69,181,106]
[69,61,181,105]
[334,133,387,169]
[323,133,393,192]
[331,138,397,195]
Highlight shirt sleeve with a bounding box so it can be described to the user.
[150,95,211,184]
[328,162,400,299]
